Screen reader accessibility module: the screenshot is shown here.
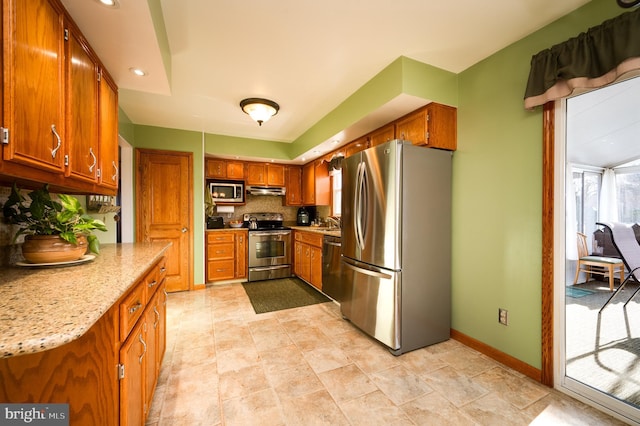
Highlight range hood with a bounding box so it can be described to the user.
[246,186,286,196]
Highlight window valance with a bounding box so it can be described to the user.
[524,8,640,109]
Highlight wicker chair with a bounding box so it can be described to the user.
[573,232,624,291]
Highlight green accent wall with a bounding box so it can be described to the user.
[454,0,623,368]
[127,0,626,371]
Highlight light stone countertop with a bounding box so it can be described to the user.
[0,242,170,359]
[290,226,341,237]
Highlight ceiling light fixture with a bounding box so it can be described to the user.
[96,0,119,8]
[129,67,147,76]
[240,98,279,126]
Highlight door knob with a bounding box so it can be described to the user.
[181,227,188,233]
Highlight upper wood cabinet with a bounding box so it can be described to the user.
[1,0,119,194]
[66,24,99,184]
[206,158,245,180]
[1,0,67,175]
[246,162,285,186]
[302,160,330,206]
[395,103,457,150]
[98,71,119,189]
[345,136,369,158]
[284,165,302,206]
[369,123,395,148]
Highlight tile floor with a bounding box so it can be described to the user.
[146,283,626,425]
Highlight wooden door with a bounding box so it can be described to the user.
[136,149,193,292]
[120,321,145,426]
[246,163,266,185]
[206,158,225,178]
[310,245,323,290]
[226,161,245,179]
[267,163,285,186]
[285,166,302,206]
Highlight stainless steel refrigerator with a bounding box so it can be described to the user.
[341,139,451,355]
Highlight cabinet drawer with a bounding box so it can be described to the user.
[120,282,146,341]
[295,231,323,247]
[144,266,160,303]
[207,243,235,260]
[207,259,235,281]
[207,233,234,244]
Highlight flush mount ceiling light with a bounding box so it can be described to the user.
[95,0,119,8]
[240,98,279,126]
[129,67,147,77]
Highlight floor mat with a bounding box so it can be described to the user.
[566,286,596,298]
[242,277,331,314]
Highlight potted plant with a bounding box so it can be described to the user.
[2,184,108,263]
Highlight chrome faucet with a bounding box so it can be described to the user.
[326,216,341,229]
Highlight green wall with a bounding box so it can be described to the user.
[126,0,626,370]
[454,0,623,368]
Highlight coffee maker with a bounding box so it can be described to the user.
[296,207,310,226]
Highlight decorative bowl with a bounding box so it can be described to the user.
[229,221,244,228]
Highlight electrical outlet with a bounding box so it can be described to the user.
[498,308,508,325]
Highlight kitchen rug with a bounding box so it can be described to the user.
[566,286,596,298]
[242,277,331,314]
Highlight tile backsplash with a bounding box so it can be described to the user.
[216,194,330,224]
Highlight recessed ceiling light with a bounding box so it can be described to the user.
[96,0,119,8]
[129,67,147,77]
[331,140,340,144]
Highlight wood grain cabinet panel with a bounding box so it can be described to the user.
[285,166,302,206]
[369,123,395,147]
[293,231,323,290]
[1,0,67,175]
[206,159,226,178]
[206,230,248,282]
[395,103,457,150]
[99,71,119,189]
[65,24,99,183]
[226,160,245,179]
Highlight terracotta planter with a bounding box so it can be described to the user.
[21,234,88,264]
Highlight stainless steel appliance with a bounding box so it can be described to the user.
[246,186,286,196]
[341,140,452,355]
[208,180,245,203]
[244,213,292,281]
[322,234,343,301]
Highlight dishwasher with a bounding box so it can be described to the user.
[322,234,343,302]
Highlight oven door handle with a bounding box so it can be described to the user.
[250,231,291,237]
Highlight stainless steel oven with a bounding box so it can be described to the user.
[244,213,292,281]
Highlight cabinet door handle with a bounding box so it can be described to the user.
[128,302,142,315]
[163,288,168,306]
[88,148,97,172]
[138,333,147,364]
[148,280,157,289]
[111,160,119,181]
[50,124,62,159]
[160,267,166,273]
[153,306,160,328]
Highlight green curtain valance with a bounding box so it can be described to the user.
[524,8,640,109]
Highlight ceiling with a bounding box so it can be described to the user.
[60,0,594,160]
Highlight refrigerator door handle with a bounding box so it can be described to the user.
[342,260,392,280]
[355,161,366,251]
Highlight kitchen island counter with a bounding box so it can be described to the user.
[0,242,170,358]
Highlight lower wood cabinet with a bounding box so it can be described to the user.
[294,230,323,290]
[0,255,167,426]
[206,230,248,282]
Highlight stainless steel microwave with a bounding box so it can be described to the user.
[209,180,245,203]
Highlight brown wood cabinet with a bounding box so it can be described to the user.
[99,71,119,189]
[345,136,369,157]
[0,0,119,194]
[206,159,245,180]
[395,102,457,150]
[0,255,167,426]
[65,23,99,184]
[294,230,323,290]
[284,165,302,206]
[246,162,285,186]
[206,230,247,282]
[369,123,395,147]
[302,160,330,206]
